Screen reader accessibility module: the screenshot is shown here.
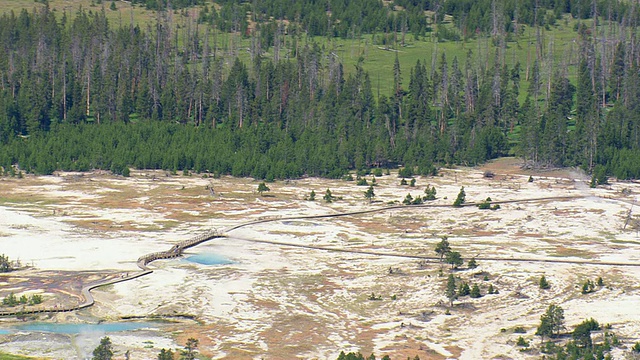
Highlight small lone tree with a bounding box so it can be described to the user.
[257,182,270,196]
[0,254,13,272]
[478,197,492,210]
[516,336,529,347]
[445,251,463,269]
[158,349,174,360]
[364,185,375,202]
[308,190,316,201]
[323,189,335,203]
[356,177,369,186]
[539,275,550,289]
[536,304,565,343]
[435,236,451,263]
[467,257,478,269]
[410,178,416,187]
[402,193,414,205]
[445,274,457,307]
[92,336,114,360]
[180,338,199,360]
[458,282,470,296]
[470,284,481,298]
[453,186,466,207]
[572,318,600,349]
[424,186,437,201]
[581,279,595,294]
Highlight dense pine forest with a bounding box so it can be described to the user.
[1,0,640,180]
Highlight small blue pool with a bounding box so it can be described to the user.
[184,253,233,266]
[0,329,10,335]
[12,322,155,334]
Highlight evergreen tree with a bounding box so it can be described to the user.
[364,185,375,202]
[257,182,270,196]
[323,189,335,203]
[458,282,470,296]
[539,275,550,289]
[0,254,13,273]
[424,186,437,200]
[434,236,451,262]
[180,338,198,360]
[453,187,466,207]
[470,284,481,298]
[536,304,565,342]
[445,274,457,307]
[92,337,114,360]
[572,318,600,349]
[158,349,174,360]
[445,251,463,269]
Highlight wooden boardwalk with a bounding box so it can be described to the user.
[0,230,225,317]
[2,194,636,318]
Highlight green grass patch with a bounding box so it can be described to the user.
[0,1,616,99]
[0,353,41,360]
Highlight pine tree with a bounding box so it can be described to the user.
[92,337,114,360]
[364,185,375,202]
[445,274,457,307]
[323,189,334,203]
[470,284,481,298]
[539,275,550,289]
[458,282,470,296]
[180,338,198,360]
[453,187,466,207]
[446,251,463,269]
[536,304,565,342]
[257,182,270,196]
[158,349,174,360]
[434,236,451,262]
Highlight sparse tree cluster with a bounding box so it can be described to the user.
[0,254,14,272]
[2,293,43,307]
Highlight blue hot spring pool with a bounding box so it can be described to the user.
[184,253,233,266]
[11,322,156,334]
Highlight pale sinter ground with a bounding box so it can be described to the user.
[0,158,639,359]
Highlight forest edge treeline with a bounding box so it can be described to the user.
[1,2,640,180]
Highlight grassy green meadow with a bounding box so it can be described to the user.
[0,0,610,98]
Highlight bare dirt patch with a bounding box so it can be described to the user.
[1,166,640,359]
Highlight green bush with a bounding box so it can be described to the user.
[398,167,414,178]
[516,336,529,347]
[470,284,481,298]
[514,326,526,333]
[539,275,550,289]
[424,186,437,201]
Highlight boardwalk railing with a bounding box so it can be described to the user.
[1,195,605,318]
[0,230,225,317]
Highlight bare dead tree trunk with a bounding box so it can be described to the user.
[63,54,67,121]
